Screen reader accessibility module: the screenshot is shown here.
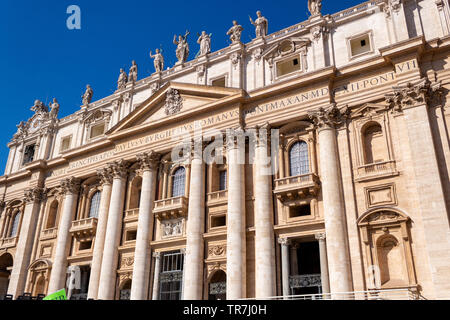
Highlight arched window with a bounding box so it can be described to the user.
[46,201,59,229]
[88,191,101,218]
[363,123,386,164]
[9,211,21,238]
[171,167,186,198]
[289,141,310,176]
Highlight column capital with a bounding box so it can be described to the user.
[136,151,161,171]
[60,177,81,195]
[152,252,161,259]
[225,127,246,150]
[180,248,186,255]
[24,187,46,203]
[308,103,350,131]
[315,233,326,241]
[278,237,291,246]
[106,160,130,179]
[97,167,114,186]
[385,77,442,112]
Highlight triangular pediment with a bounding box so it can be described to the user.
[350,103,389,119]
[109,82,244,135]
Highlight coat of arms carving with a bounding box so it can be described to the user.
[165,88,183,116]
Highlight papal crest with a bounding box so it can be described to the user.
[165,88,183,116]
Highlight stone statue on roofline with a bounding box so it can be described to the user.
[31,99,48,115]
[249,10,268,38]
[82,85,93,106]
[197,31,212,57]
[150,48,164,73]
[173,30,190,64]
[308,0,322,16]
[227,20,244,44]
[49,98,60,119]
[128,60,138,83]
[117,68,128,90]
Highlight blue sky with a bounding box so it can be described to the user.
[0,0,362,172]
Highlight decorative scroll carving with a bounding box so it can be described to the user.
[385,78,442,112]
[137,151,161,171]
[230,52,242,69]
[24,187,45,203]
[208,245,227,258]
[165,88,183,116]
[97,167,114,186]
[121,257,134,269]
[161,218,184,238]
[308,103,350,129]
[60,177,81,195]
[107,160,130,179]
[278,237,291,246]
[315,233,326,241]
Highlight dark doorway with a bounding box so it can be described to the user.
[208,270,226,300]
[291,241,322,295]
[0,253,13,297]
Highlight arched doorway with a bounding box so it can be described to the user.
[33,276,46,296]
[0,253,13,297]
[208,270,226,300]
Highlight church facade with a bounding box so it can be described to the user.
[1,0,450,300]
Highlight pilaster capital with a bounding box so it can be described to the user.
[60,177,81,195]
[153,252,161,259]
[278,237,291,246]
[107,159,130,179]
[97,167,114,186]
[315,233,326,241]
[24,187,46,203]
[308,103,350,130]
[136,151,161,171]
[385,78,442,112]
[225,127,246,150]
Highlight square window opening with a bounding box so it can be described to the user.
[79,241,92,251]
[350,34,371,57]
[126,230,137,241]
[60,136,72,153]
[22,144,36,165]
[212,77,226,87]
[211,215,227,228]
[276,55,302,78]
[90,123,105,139]
[289,204,311,218]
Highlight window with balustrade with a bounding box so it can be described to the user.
[159,250,184,300]
[171,167,186,198]
[88,191,101,219]
[289,141,310,177]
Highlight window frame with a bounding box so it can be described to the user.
[288,140,310,177]
[347,30,374,60]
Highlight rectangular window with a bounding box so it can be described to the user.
[276,55,302,78]
[60,136,72,153]
[22,144,36,165]
[289,204,311,218]
[211,215,227,228]
[79,241,92,251]
[212,77,226,87]
[126,230,137,241]
[90,123,105,139]
[350,33,372,57]
[159,251,184,300]
[219,170,227,191]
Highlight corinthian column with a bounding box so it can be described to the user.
[48,178,81,294]
[226,130,246,299]
[8,188,45,298]
[87,168,113,300]
[308,104,352,294]
[183,144,206,300]
[130,152,160,300]
[98,160,129,300]
[254,128,276,298]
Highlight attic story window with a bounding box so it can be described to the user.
[350,33,371,57]
[90,123,105,139]
[60,136,72,152]
[212,77,226,87]
[276,55,302,78]
[22,144,36,165]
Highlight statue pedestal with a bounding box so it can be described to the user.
[309,14,323,23]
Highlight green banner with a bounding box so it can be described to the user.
[43,289,67,301]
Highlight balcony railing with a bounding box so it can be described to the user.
[243,289,420,301]
[289,274,322,289]
[207,190,228,206]
[124,208,139,222]
[0,237,18,249]
[69,217,98,241]
[153,196,188,220]
[356,160,398,182]
[40,228,58,241]
[274,173,321,202]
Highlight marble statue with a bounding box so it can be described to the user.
[82,85,93,106]
[173,30,190,64]
[149,49,165,73]
[128,60,138,83]
[197,31,212,56]
[249,11,268,38]
[49,98,60,119]
[31,100,48,114]
[117,68,128,90]
[308,0,322,16]
[227,21,244,44]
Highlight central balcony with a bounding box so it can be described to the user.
[69,217,98,241]
[274,173,321,203]
[153,196,188,220]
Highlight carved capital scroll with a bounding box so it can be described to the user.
[60,177,81,195]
